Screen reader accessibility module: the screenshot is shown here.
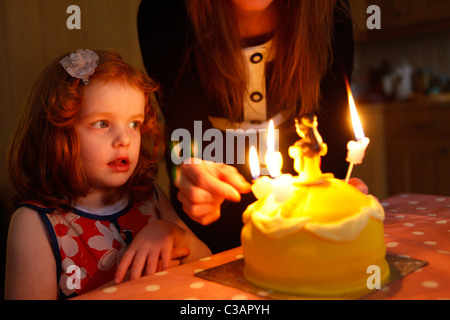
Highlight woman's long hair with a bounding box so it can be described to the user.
[185,0,338,121]
[7,51,164,207]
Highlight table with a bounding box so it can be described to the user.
[75,193,450,300]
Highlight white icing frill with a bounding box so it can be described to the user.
[243,194,385,242]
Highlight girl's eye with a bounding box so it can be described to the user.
[129,121,141,130]
[91,120,108,129]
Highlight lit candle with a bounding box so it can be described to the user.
[271,174,295,203]
[250,145,273,199]
[249,146,260,179]
[345,80,370,183]
[249,121,295,202]
[265,120,282,179]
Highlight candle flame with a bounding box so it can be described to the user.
[267,120,275,152]
[346,79,365,141]
[265,120,282,178]
[249,146,260,179]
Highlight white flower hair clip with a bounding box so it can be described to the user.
[60,49,99,85]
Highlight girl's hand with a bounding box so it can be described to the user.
[175,159,251,225]
[114,220,190,284]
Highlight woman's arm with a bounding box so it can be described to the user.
[5,207,57,300]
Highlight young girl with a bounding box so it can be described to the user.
[5,49,211,299]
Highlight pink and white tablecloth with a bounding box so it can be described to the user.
[75,193,449,300]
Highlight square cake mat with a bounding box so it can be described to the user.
[194,255,428,300]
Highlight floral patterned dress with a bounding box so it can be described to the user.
[18,194,161,299]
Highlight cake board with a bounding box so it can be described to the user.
[194,255,428,300]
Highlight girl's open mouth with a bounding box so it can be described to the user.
[108,158,130,172]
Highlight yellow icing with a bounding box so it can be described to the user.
[242,217,390,296]
[244,176,385,241]
[241,175,390,297]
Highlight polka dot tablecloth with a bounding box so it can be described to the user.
[367,193,450,300]
[75,248,256,300]
[75,193,449,300]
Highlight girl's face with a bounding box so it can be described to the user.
[75,81,145,194]
[230,0,274,12]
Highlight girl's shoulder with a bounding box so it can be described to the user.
[11,204,44,224]
[9,202,56,244]
[8,203,55,260]
[16,200,57,214]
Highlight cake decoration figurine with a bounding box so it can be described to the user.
[288,113,329,183]
[242,114,390,297]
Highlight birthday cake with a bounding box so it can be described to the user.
[241,114,390,297]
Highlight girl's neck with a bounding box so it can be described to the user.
[232,3,277,41]
[74,188,123,210]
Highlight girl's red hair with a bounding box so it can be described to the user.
[8,50,164,207]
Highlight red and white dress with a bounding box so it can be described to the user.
[19,191,161,299]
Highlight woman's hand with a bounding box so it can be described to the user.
[347,177,369,195]
[175,159,251,225]
[114,220,190,284]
